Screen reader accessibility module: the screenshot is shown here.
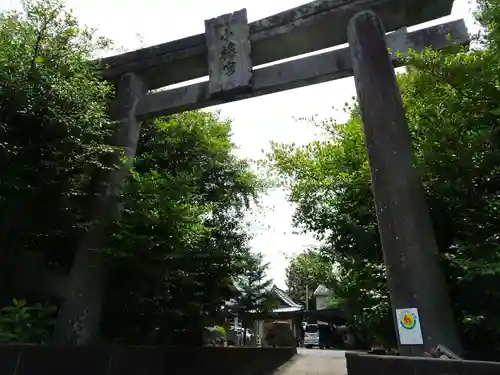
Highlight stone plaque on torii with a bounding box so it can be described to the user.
[94,0,468,355]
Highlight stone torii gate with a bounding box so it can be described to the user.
[95,0,468,354]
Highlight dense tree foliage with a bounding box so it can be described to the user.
[0,0,263,345]
[285,250,332,306]
[103,113,261,344]
[234,253,276,335]
[232,253,279,344]
[0,0,113,284]
[269,0,500,350]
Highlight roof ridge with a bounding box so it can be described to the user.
[272,285,302,308]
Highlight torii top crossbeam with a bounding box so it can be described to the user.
[99,0,455,91]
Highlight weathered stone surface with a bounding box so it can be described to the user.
[109,347,164,375]
[205,9,252,96]
[52,73,147,346]
[98,0,455,90]
[347,10,461,356]
[386,19,469,54]
[17,346,109,375]
[134,19,468,119]
[346,352,500,375]
[5,346,296,375]
[110,73,147,169]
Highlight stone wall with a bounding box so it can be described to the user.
[0,345,296,375]
[346,351,500,375]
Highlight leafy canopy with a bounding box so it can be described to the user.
[268,0,500,349]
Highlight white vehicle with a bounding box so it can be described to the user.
[304,323,319,348]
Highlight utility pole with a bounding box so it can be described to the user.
[305,285,309,311]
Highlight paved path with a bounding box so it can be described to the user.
[274,348,347,375]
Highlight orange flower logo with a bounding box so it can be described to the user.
[399,312,417,330]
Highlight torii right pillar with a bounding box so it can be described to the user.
[347,10,462,356]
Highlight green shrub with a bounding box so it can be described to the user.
[214,325,226,337]
[0,299,56,344]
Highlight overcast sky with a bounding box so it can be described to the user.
[1,0,478,289]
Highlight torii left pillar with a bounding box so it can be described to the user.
[53,73,146,345]
[347,10,462,356]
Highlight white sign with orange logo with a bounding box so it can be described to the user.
[396,308,424,345]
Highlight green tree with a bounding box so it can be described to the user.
[101,112,262,344]
[268,116,393,346]
[0,0,113,269]
[0,299,56,344]
[234,253,276,342]
[0,0,114,344]
[0,0,263,346]
[267,1,500,350]
[285,250,332,306]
